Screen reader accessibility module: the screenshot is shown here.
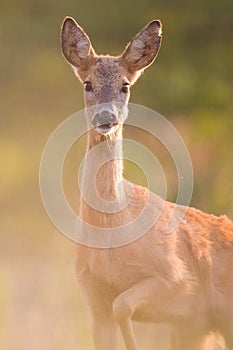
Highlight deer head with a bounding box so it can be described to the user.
[61,17,162,136]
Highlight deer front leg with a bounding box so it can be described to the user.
[78,274,119,350]
[113,316,139,350]
[112,277,167,350]
[91,312,118,350]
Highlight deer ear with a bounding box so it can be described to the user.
[121,20,162,73]
[61,17,95,70]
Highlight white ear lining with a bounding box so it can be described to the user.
[158,27,162,36]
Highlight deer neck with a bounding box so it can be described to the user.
[80,126,125,213]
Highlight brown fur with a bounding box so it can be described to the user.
[61,17,233,350]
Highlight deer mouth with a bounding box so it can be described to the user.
[95,122,119,134]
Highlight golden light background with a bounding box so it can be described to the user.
[1,0,232,349]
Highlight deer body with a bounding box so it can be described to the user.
[61,17,233,350]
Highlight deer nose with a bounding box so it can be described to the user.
[93,110,117,128]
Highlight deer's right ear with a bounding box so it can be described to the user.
[61,17,95,71]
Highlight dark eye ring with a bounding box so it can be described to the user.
[84,81,92,92]
[121,82,130,93]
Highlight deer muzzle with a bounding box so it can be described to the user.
[92,110,118,133]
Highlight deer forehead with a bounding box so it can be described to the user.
[78,56,130,86]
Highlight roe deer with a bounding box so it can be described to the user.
[61,17,233,350]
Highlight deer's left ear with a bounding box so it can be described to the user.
[120,20,162,73]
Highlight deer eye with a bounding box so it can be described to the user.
[121,82,130,93]
[84,81,92,92]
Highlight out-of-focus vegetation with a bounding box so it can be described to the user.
[0,0,232,349]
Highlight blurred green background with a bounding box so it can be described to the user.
[0,0,232,349]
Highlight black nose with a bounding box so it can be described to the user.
[93,110,117,128]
